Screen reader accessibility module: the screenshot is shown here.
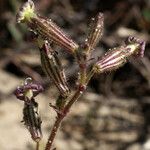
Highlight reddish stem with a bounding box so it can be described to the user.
[45,114,64,150]
[45,88,85,150]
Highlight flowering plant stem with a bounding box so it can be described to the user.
[15,1,146,150]
[45,59,95,150]
[45,87,87,150]
[45,114,64,150]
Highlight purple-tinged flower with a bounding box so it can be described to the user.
[14,77,44,101]
[125,36,146,57]
[94,36,146,73]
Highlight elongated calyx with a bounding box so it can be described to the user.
[85,13,104,54]
[94,36,146,73]
[23,100,42,142]
[38,40,70,98]
[16,0,78,53]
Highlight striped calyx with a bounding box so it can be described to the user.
[29,16,79,53]
[38,40,70,98]
[84,13,104,54]
[23,100,42,142]
[16,0,78,53]
[14,78,43,142]
[95,36,146,73]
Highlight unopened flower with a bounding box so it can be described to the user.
[94,36,146,73]
[16,0,78,53]
[84,13,104,54]
[38,40,70,98]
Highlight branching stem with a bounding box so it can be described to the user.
[45,65,96,150]
[45,90,84,150]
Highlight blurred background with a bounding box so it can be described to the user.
[0,0,150,150]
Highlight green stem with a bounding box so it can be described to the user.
[79,64,87,85]
[45,50,97,150]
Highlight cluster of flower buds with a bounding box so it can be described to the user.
[38,39,70,99]
[16,0,78,53]
[14,78,43,142]
[94,36,146,73]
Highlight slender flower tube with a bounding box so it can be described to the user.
[94,36,146,73]
[16,0,78,53]
[38,40,70,98]
[23,100,42,142]
[84,12,104,54]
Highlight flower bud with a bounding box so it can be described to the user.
[95,36,146,73]
[84,13,104,54]
[39,40,70,98]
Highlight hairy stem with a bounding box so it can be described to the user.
[45,86,87,150]
[86,67,96,84]
[64,89,84,114]
[45,64,96,150]
[45,115,64,150]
